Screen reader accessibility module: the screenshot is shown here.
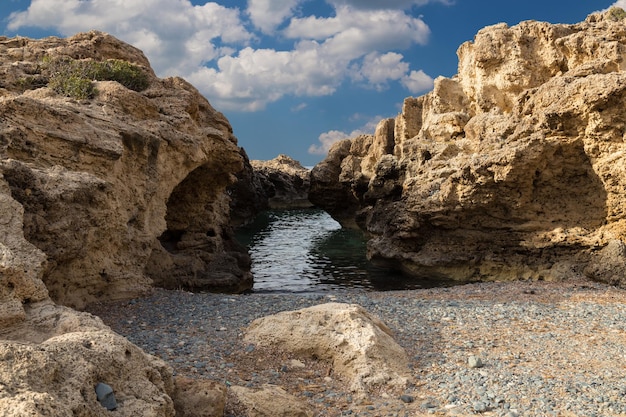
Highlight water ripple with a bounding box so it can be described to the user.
[235,208,432,293]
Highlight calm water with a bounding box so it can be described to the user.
[235,208,438,293]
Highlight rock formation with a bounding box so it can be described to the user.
[250,154,312,210]
[310,9,626,286]
[0,31,252,309]
[0,31,248,416]
[244,302,411,392]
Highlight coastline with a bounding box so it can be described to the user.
[87,279,626,416]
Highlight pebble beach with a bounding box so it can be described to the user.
[87,279,626,417]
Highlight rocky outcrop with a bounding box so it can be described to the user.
[310,9,626,286]
[244,302,410,392]
[0,173,178,416]
[0,31,250,416]
[0,31,252,309]
[250,154,312,210]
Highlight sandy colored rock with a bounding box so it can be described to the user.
[310,9,626,287]
[0,31,252,309]
[244,302,410,392]
[173,376,226,417]
[0,329,175,417]
[230,385,314,417]
[250,154,312,209]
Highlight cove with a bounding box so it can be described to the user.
[235,208,443,293]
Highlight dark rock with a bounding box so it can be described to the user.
[95,382,117,411]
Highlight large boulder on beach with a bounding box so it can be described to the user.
[310,8,626,287]
[0,31,252,309]
[0,329,176,417]
[244,302,410,392]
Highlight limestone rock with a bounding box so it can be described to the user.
[0,175,48,327]
[244,303,410,392]
[310,9,626,286]
[173,377,226,417]
[250,154,312,209]
[0,329,175,417]
[230,385,314,417]
[0,31,252,308]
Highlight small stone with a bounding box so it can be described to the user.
[468,355,484,368]
[400,394,415,403]
[473,401,487,413]
[95,382,117,411]
[289,359,306,368]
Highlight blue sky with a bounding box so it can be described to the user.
[0,0,621,165]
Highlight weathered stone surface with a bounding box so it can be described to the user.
[0,31,252,308]
[230,385,315,417]
[250,154,312,209]
[173,377,226,417]
[244,303,410,392]
[0,31,258,417]
[0,175,48,327]
[310,9,626,286]
[0,329,175,417]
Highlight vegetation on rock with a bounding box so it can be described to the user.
[24,56,151,99]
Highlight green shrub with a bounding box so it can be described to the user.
[608,6,626,21]
[42,56,149,99]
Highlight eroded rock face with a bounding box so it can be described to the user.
[310,10,626,286]
[244,302,410,392]
[0,31,252,308]
[250,154,312,210]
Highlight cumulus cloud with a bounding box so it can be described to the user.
[401,69,435,93]
[609,0,626,10]
[7,0,437,111]
[7,0,253,76]
[308,115,384,155]
[247,0,302,34]
[327,0,454,10]
[352,52,409,90]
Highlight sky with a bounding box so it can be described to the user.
[0,0,622,166]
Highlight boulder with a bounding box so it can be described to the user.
[173,377,226,417]
[244,303,410,392]
[230,385,314,417]
[310,9,626,286]
[0,329,175,417]
[250,154,312,210]
[0,31,252,308]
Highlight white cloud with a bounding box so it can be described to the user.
[308,115,384,155]
[285,6,430,53]
[308,130,351,155]
[401,69,434,93]
[352,52,409,90]
[8,0,435,111]
[247,0,302,34]
[609,1,626,10]
[7,0,253,76]
[291,102,308,112]
[327,0,454,9]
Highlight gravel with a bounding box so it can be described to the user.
[87,279,626,416]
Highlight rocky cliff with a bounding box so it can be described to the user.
[0,31,253,309]
[0,31,256,416]
[310,8,626,286]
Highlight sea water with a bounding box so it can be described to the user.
[235,208,434,293]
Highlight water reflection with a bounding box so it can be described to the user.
[235,208,438,293]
